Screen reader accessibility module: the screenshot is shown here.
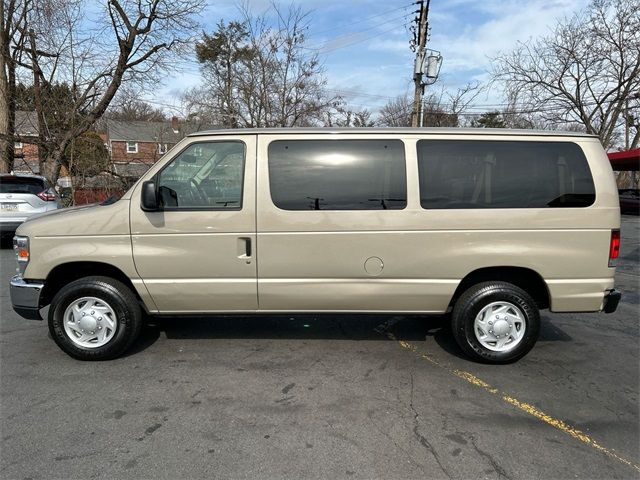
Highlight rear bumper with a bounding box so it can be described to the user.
[10,275,44,320]
[603,288,621,314]
[547,278,616,312]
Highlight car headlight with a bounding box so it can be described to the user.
[13,235,29,276]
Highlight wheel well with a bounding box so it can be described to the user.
[450,267,550,310]
[40,262,141,307]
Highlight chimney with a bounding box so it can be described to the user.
[171,116,179,134]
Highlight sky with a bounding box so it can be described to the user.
[156,0,589,117]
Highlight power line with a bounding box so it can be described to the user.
[309,3,414,38]
[303,12,412,52]
[321,21,411,54]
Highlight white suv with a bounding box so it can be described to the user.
[0,174,61,238]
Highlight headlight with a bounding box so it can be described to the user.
[13,235,29,276]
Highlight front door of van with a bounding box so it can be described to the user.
[129,135,257,313]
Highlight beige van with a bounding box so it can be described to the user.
[10,128,621,363]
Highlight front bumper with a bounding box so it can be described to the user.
[10,275,44,320]
[603,288,621,314]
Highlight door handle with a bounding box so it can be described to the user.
[237,237,252,261]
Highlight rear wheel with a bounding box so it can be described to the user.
[452,281,540,363]
[48,276,142,360]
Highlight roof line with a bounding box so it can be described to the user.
[188,127,598,138]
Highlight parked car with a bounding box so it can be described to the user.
[619,188,639,215]
[10,128,621,363]
[0,174,61,238]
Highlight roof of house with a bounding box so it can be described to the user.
[16,111,39,136]
[112,162,152,178]
[189,127,598,138]
[103,119,218,143]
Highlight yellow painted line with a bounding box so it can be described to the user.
[453,370,499,394]
[502,395,640,472]
[389,334,640,473]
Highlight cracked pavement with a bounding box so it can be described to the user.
[1,216,638,479]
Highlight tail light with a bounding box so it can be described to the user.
[37,188,57,201]
[608,229,620,267]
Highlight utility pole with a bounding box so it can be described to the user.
[411,0,429,127]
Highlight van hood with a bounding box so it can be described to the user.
[25,203,98,222]
[16,199,131,237]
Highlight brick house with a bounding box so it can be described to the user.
[13,111,40,174]
[100,117,216,180]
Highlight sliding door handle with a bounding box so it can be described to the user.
[237,237,252,260]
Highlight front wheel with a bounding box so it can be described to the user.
[451,281,540,363]
[48,276,142,360]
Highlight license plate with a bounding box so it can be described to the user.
[0,203,18,211]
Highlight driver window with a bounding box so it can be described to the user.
[157,141,245,209]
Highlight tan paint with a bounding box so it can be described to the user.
[255,133,618,313]
[128,134,257,312]
[16,200,157,310]
[16,128,619,315]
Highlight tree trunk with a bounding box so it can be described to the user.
[29,30,50,177]
[41,145,64,184]
[0,4,13,174]
[0,54,10,173]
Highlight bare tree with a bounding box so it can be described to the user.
[377,95,412,127]
[421,83,481,127]
[376,84,480,128]
[321,104,375,127]
[108,87,167,121]
[492,0,640,149]
[1,0,33,172]
[190,20,254,128]
[3,0,204,181]
[187,3,339,128]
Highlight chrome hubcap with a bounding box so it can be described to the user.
[63,297,117,348]
[474,301,526,352]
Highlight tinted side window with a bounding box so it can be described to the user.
[268,140,407,210]
[157,141,245,209]
[417,140,595,209]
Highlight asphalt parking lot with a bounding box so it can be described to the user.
[1,217,638,480]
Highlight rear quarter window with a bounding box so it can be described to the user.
[417,140,595,209]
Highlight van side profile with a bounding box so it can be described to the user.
[10,128,621,363]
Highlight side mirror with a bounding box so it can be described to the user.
[141,180,159,211]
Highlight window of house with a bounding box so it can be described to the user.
[158,143,168,154]
[268,139,407,210]
[126,142,138,153]
[14,142,23,149]
[157,141,245,209]
[417,140,595,209]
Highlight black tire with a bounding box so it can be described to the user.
[48,276,142,360]
[451,281,540,363]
